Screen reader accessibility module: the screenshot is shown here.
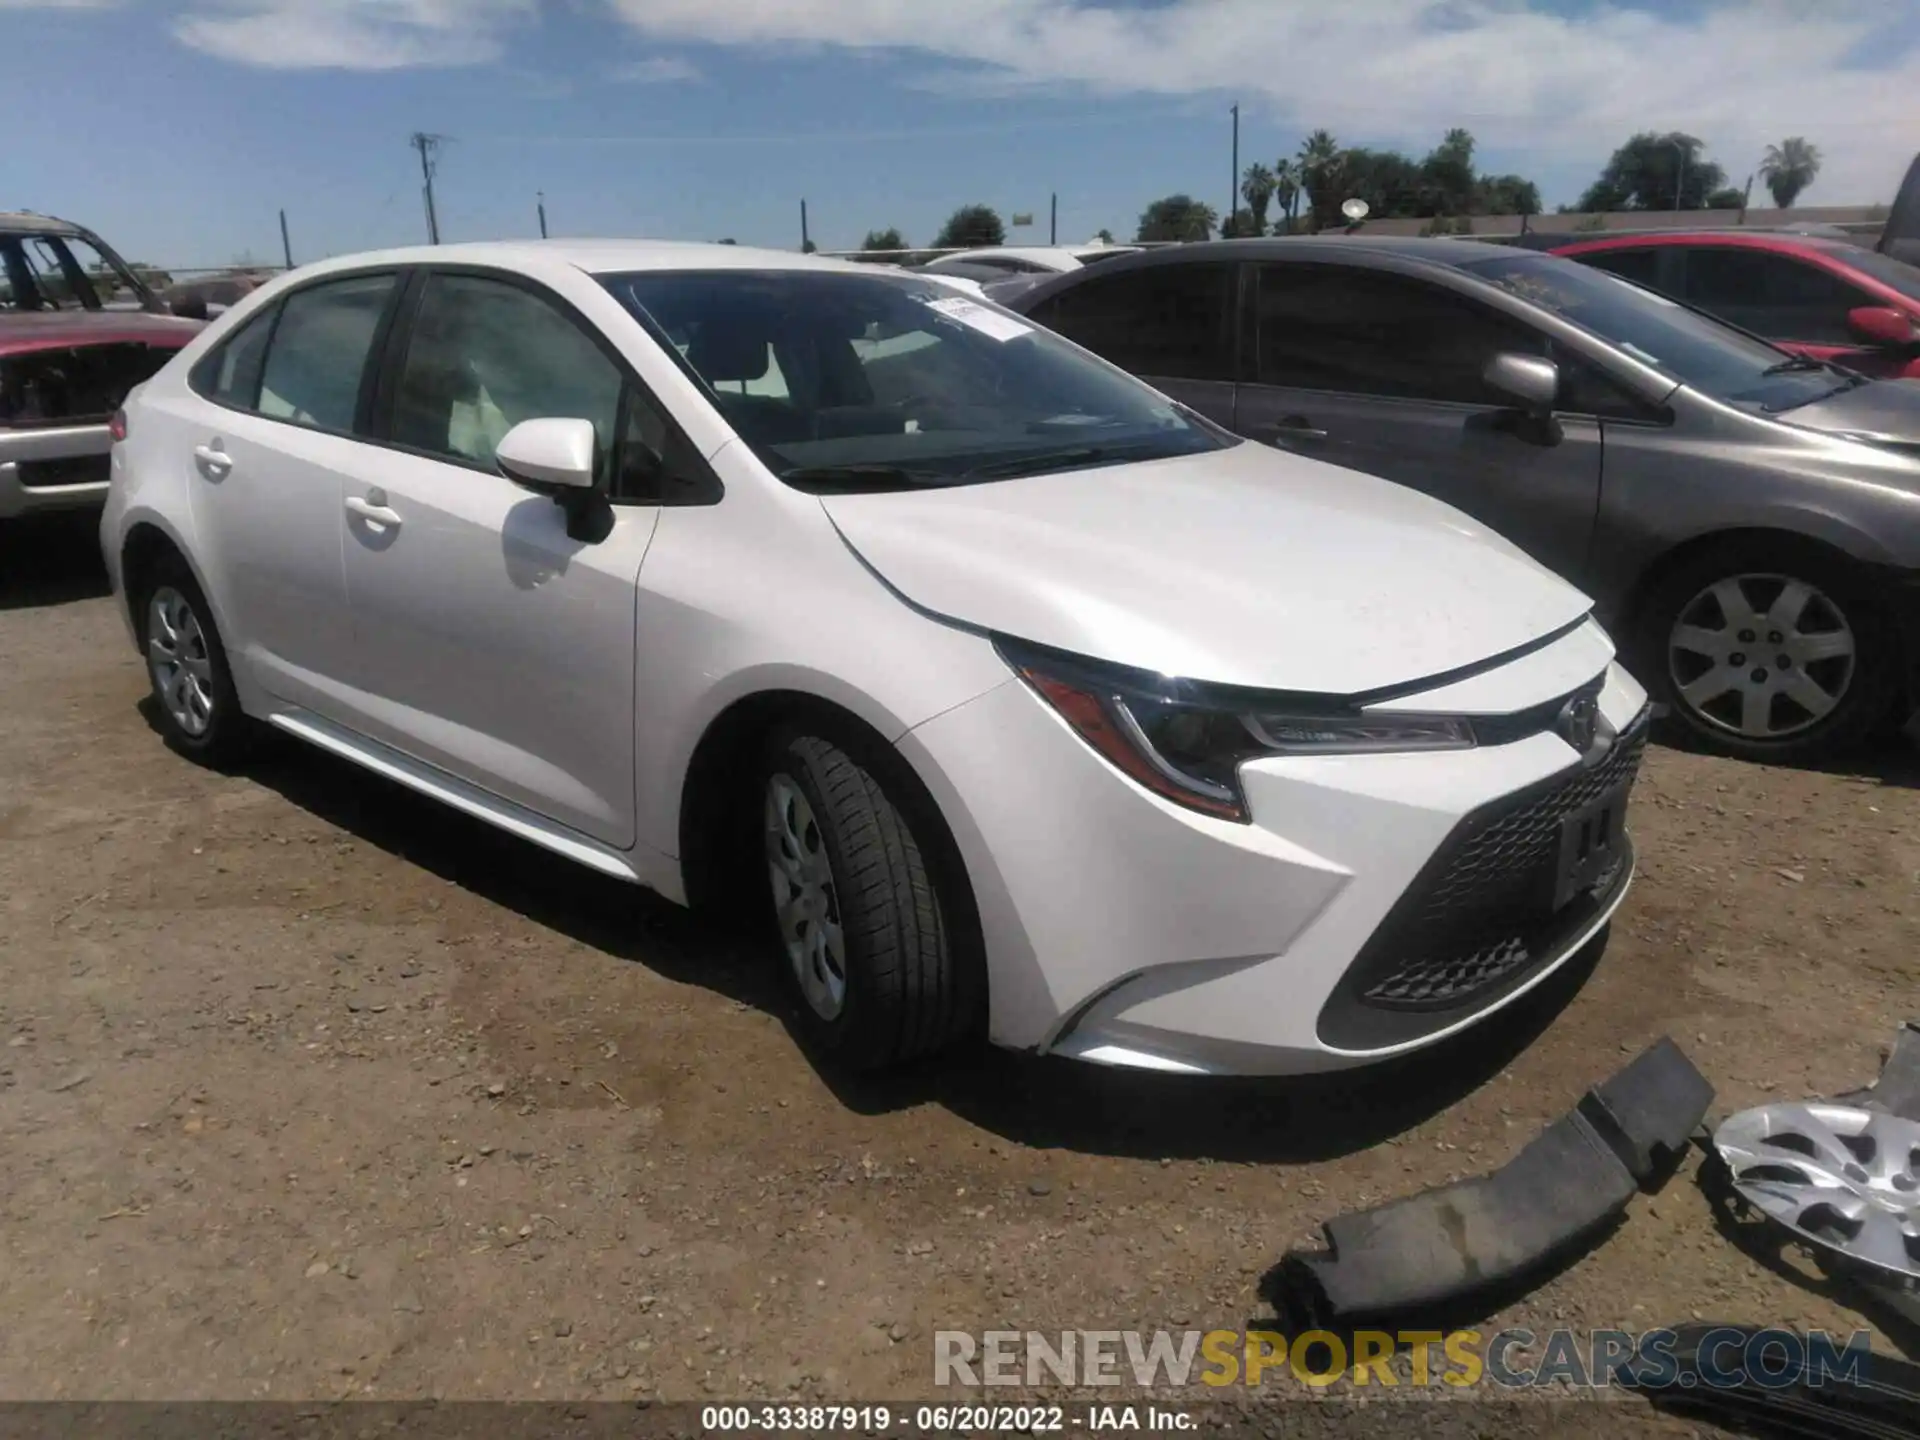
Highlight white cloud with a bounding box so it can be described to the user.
[172,0,537,70]
[0,0,123,8]
[603,0,1920,203]
[610,54,701,83]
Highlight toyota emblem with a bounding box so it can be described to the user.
[1556,694,1600,754]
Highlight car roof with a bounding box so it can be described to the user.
[279,238,918,283]
[0,211,86,238]
[1016,235,1512,280]
[1552,231,1859,255]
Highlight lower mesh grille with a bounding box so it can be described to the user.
[1318,706,1649,1049]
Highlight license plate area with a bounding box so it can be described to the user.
[1554,782,1628,911]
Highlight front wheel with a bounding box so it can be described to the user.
[758,725,976,1070]
[1637,540,1898,764]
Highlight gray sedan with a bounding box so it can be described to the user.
[1002,237,1920,764]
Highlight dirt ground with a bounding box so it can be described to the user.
[1,512,1915,1425]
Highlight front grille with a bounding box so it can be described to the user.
[17,454,110,489]
[1317,706,1649,1050]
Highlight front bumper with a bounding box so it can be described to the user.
[0,423,113,519]
[899,623,1649,1076]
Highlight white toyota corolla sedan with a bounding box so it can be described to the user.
[101,240,1649,1076]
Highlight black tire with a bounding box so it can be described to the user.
[1633,537,1898,764]
[135,553,251,768]
[757,723,976,1070]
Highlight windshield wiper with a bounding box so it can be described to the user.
[777,462,954,494]
[1760,354,1830,376]
[964,445,1118,480]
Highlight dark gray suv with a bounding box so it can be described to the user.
[1004,237,1920,764]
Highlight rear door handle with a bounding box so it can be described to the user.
[345,494,404,529]
[1250,417,1330,444]
[192,443,232,479]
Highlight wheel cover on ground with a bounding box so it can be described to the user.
[1666,572,1856,741]
[764,773,848,1021]
[147,585,216,737]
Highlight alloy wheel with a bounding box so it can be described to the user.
[1666,572,1856,741]
[764,773,848,1021]
[147,585,217,738]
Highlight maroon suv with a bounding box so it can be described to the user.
[1,213,203,520]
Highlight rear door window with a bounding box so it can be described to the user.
[254,273,398,432]
[1679,247,1876,344]
[1026,263,1236,382]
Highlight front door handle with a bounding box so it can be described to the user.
[345,495,404,530]
[192,443,232,479]
[1249,417,1330,444]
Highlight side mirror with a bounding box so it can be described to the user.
[1847,305,1917,347]
[495,417,598,494]
[1484,352,1560,415]
[169,294,209,321]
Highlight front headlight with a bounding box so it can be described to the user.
[1001,638,1475,823]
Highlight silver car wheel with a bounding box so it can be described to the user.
[1667,572,1855,741]
[147,585,217,738]
[764,773,847,1022]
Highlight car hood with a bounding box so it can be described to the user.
[0,309,203,357]
[819,441,1595,696]
[1777,377,1920,452]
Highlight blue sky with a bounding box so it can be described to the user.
[7,0,1920,269]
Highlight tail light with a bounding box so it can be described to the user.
[109,408,128,443]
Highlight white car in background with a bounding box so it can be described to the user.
[919,244,1141,278]
[101,240,1648,1077]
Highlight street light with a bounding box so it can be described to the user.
[1669,137,1688,211]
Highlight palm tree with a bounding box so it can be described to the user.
[1241,163,1276,236]
[1296,129,1344,231]
[1760,137,1821,209]
[1272,159,1302,232]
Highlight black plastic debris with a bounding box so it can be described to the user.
[1835,1019,1920,1123]
[1274,1036,1713,1327]
[1624,1323,1920,1440]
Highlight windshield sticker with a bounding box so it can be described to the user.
[920,295,1034,343]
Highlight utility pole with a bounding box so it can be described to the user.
[537,191,549,239]
[1229,103,1240,237]
[278,208,293,270]
[410,132,445,244]
[800,198,811,252]
[1668,136,1687,212]
[1050,192,1057,245]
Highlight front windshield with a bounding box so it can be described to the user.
[601,268,1232,489]
[1457,252,1857,413]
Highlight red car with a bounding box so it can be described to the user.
[2,213,203,521]
[1550,231,1920,379]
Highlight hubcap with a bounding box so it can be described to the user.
[146,585,216,738]
[764,774,847,1021]
[1667,573,1855,740]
